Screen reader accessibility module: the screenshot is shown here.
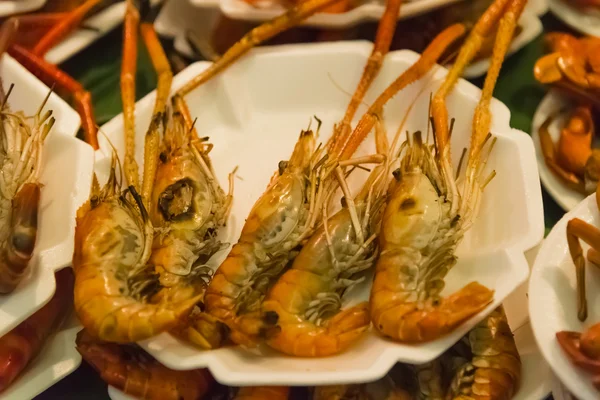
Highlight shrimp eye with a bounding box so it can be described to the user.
[159,179,195,221]
[278,161,289,175]
[340,196,347,208]
[159,152,167,163]
[400,198,416,210]
[392,169,402,181]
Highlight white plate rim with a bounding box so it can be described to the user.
[529,193,600,400]
[548,0,600,37]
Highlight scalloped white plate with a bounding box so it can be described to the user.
[529,193,600,400]
[0,55,94,338]
[0,0,46,18]
[548,0,600,37]
[531,90,585,212]
[45,0,163,65]
[462,10,542,79]
[528,0,549,15]
[0,315,82,400]
[97,41,544,385]
[219,0,464,29]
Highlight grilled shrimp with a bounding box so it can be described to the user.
[262,23,466,357]
[446,307,521,400]
[73,160,202,343]
[0,85,54,293]
[76,330,213,400]
[0,268,73,392]
[370,0,527,343]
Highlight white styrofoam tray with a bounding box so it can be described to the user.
[0,315,82,400]
[46,0,163,65]
[531,90,585,212]
[529,193,600,400]
[0,0,46,18]
[548,0,600,38]
[0,55,94,338]
[219,0,464,28]
[96,41,544,385]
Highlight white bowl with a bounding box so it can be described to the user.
[45,0,164,64]
[97,41,544,385]
[0,315,82,400]
[0,0,46,18]
[0,55,94,338]
[531,90,585,212]
[529,193,600,400]
[219,0,464,29]
[548,0,600,37]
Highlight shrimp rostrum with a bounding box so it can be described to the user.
[0,84,54,294]
[370,0,528,343]
[262,23,468,357]
[73,0,233,343]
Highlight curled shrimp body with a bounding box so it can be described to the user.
[369,131,495,342]
[446,307,521,400]
[370,0,528,343]
[0,88,54,293]
[205,128,324,345]
[73,163,201,343]
[76,330,213,400]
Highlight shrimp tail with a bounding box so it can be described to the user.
[372,282,493,342]
[76,329,214,400]
[170,311,230,350]
[266,302,370,357]
[0,183,40,293]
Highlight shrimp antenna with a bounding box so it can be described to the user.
[36,83,55,118]
[99,129,125,190]
[1,83,14,110]
[455,147,467,180]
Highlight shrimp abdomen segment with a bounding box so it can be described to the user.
[0,183,40,293]
[266,301,370,357]
[371,278,493,342]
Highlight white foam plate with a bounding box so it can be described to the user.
[45,0,163,65]
[531,90,584,212]
[219,0,465,29]
[0,0,46,18]
[548,0,600,37]
[97,41,544,385]
[103,248,550,399]
[551,372,576,400]
[462,10,542,79]
[0,315,82,400]
[530,193,600,400]
[0,55,94,338]
[528,0,549,15]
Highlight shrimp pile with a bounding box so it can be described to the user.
[70,0,531,397]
